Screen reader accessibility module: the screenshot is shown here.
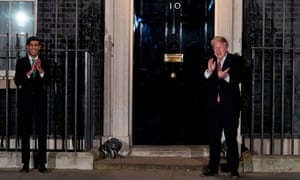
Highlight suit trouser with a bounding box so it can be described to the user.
[207,102,239,172]
[20,103,47,165]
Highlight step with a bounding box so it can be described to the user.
[129,145,210,157]
[94,157,209,171]
[94,145,235,172]
[95,145,211,171]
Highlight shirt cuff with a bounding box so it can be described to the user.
[204,69,212,79]
[224,74,230,83]
[40,72,45,78]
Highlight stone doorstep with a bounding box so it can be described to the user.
[129,145,210,157]
[94,145,212,171]
[94,157,210,171]
[93,156,236,173]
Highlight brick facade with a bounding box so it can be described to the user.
[242,0,300,136]
[37,0,104,138]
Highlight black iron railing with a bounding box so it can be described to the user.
[0,34,102,152]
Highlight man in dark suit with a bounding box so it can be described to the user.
[14,36,49,173]
[202,36,244,178]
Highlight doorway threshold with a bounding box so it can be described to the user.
[129,145,209,158]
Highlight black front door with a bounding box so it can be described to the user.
[133,0,214,145]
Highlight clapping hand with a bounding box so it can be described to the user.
[218,67,230,79]
[207,58,216,73]
[35,59,44,74]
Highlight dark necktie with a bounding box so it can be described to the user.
[32,58,36,79]
[217,60,221,71]
[217,60,221,103]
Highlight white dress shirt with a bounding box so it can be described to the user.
[204,55,230,83]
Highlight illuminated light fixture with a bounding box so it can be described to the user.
[15,11,28,27]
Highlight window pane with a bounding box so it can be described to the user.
[0,2,9,34]
[0,37,8,69]
[12,2,35,34]
[0,1,35,70]
[11,36,27,69]
[0,36,26,70]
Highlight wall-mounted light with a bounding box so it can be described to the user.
[15,11,28,27]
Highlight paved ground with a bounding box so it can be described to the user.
[1,168,300,180]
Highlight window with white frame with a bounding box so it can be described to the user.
[0,0,36,73]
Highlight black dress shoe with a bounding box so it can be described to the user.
[231,171,240,178]
[20,164,29,173]
[202,169,218,176]
[38,164,48,173]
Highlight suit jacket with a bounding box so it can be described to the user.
[203,53,244,115]
[14,55,49,112]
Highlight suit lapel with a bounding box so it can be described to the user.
[223,54,232,70]
[25,57,32,72]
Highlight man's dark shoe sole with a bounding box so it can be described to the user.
[202,170,218,176]
[38,165,48,173]
[20,166,29,173]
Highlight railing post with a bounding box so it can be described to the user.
[64,42,69,151]
[84,52,92,150]
[5,33,9,151]
[250,47,255,153]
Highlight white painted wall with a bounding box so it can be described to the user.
[215,0,243,54]
[104,0,133,154]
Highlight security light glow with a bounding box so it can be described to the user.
[15,11,28,27]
